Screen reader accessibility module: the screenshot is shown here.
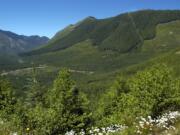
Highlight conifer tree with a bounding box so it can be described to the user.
[0,77,16,116]
[25,63,43,107]
[48,69,91,134]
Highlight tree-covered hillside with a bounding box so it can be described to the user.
[0,29,49,54]
[0,10,176,103]
[0,65,180,135]
[26,10,180,55]
[21,10,180,78]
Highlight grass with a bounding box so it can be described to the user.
[142,20,180,53]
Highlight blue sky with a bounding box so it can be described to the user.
[0,0,180,38]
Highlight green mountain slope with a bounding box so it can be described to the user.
[19,11,180,93]
[26,10,180,56]
[23,10,180,73]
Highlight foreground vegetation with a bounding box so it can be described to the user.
[0,64,179,134]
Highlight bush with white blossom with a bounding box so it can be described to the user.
[136,111,180,134]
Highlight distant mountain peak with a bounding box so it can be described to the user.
[85,16,97,20]
[81,16,97,23]
[0,29,49,54]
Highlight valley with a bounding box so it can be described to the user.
[0,9,180,135]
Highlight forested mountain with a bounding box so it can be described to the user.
[0,29,49,54]
[26,10,180,55]
[1,9,179,89]
[21,10,180,76]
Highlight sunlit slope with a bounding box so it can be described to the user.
[24,39,151,72]
[25,10,180,56]
[24,20,180,74]
[120,20,180,76]
[142,20,180,53]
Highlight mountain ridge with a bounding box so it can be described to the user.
[0,29,49,54]
[24,9,180,56]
